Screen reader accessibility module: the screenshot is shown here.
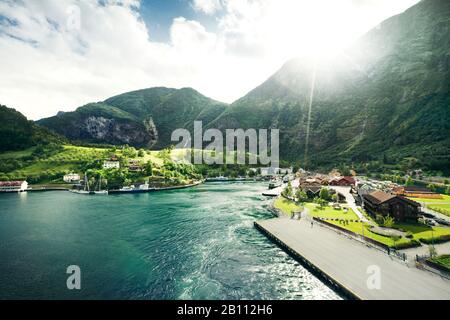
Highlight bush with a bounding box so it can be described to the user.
[420,234,450,244]
[392,239,420,250]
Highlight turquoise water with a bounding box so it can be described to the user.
[0,182,340,300]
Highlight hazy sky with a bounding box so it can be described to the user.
[0,0,420,120]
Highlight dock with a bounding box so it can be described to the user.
[255,218,450,300]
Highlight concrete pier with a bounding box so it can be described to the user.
[255,218,450,300]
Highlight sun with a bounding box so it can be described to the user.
[262,0,365,60]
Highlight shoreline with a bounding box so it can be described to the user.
[8,180,206,194]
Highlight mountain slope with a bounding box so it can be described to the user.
[0,105,66,152]
[38,87,228,148]
[210,0,450,172]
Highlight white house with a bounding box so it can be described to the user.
[260,167,293,176]
[103,160,120,169]
[0,181,28,192]
[63,173,80,183]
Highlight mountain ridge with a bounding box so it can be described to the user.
[32,0,450,173]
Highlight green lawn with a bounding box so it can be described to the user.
[394,222,450,242]
[427,204,450,217]
[9,145,110,177]
[327,220,412,248]
[0,147,36,159]
[274,198,303,216]
[305,203,359,220]
[408,194,450,203]
[429,255,450,269]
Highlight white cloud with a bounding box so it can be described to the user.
[0,0,420,120]
[192,0,222,15]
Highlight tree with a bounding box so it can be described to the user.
[314,197,327,210]
[283,181,293,198]
[427,183,437,192]
[319,188,330,201]
[145,161,153,176]
[445,185,450,195]
[296,189,308,203]
[137,149,145,157]
[444,179,449,185]
[405,176,413,187]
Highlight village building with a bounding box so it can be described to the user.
[128,160,142,172]
[329,176,355,186]
[63,173,80,183]
[362,190,421,222]
[0,181,28,192]
[393,186,442,199]
[260,167,293,176]
[103,159,120,169]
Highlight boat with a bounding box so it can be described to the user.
[119,186,135,192]
[70,173,107,195]
[70,173,92,194]
[268,179,282,189]
[94,176,108,195]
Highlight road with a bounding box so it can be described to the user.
[256,218,450,300]
[329,186,368,222]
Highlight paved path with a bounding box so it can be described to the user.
[400,241,450,257]
[329,186,368,222]
[256,218,450,300]
[421,205,450,224]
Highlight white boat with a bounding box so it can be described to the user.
[69,189,92,195]
[119,186,135,192]
[138,183,150,190]
[70,173,108,195]
[94,176,108,195]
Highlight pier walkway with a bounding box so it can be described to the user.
[256,218,450,300]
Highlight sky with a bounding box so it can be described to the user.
[0,0,420,120]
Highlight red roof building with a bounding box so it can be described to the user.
[0,181,28,192]
[329,176,355,186]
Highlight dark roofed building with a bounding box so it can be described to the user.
[300,182,322,199]
[363,190,421,222]
[329,176,355,186]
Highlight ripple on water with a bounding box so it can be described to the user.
[0,182,341,300]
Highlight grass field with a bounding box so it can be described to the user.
[429,255,450,269]
[427,204,450,217]
[8,145,110,178]
[305,203,359,220]
[394,222,450,241]
[325,219,450,248]
[408,194,450,203]
[274,198,303,216]
[327,220,412,247]
[0,147,36,160]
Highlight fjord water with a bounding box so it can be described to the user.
[0,183,340,300]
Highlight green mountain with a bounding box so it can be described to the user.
[36,0,450,173]
[209,0,450,173]
[0,105,66,152]
[38,87,227,148]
